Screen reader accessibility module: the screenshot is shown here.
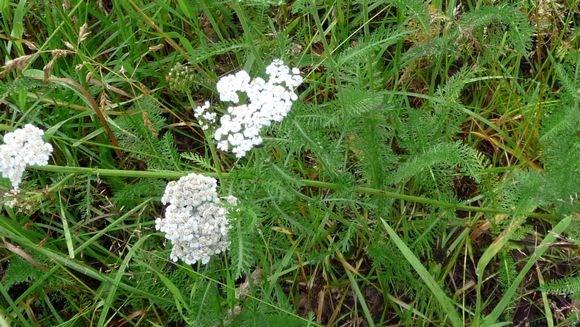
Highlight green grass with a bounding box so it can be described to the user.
[0,0,578,326]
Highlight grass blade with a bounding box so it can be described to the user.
[9,0,26,56]
[483,216,571,325]
[97,235,152,327]
[536,266,554,327]
[381,219,462,327]
[58,193,75,259]
[336,251,375,327]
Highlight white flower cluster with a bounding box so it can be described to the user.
[193,101,217,131]
[193,59,303,158]
[0,124,53,190]
[155,173,230,265]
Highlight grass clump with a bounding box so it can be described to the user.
[0,0,578,326]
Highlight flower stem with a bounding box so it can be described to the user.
[31,165,552,219]
[300,179,524,216]
[32,165,198,179]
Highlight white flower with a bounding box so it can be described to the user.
[155,173,230,265]
[193,101,217,131]
[193,59,303,158]
[0,124,53,190]
[1,189,19,208]
[225,195,238,205]
[212,59,303,158]
[216,70,251,103]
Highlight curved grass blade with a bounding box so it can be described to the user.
[97,235,153,327]
[483,216,571,325]
[381,219,462,327]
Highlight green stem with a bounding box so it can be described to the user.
[298,179,552,218]
[30,165,553,219]
[32,165,198,179]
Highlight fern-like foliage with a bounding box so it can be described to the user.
[186,280,226,326]
[541,275,580,295]
[458,5,533,56]
[113,96,180,170]
[432,67,477,104]
[112,179,165,207]
[180,152,217,172]
[391,141,488,185]
[336,28,402,68]
[387,0,429,29]
[402,4,533,66]
[394,117,489,201]
[398,66,475,149]
[331,88,386,128]
[498,56,579,218]
[337,88,394,184]
[334,27,404,88]
[497,170,550,218]
[229,206,259,279]
[128,249,227,324]
[538,62,579,216]
[0,77,45,100]
[369,216,444,295]
[277,103,347,182]
[231,308,308,327]
[72,175,100,220]
[497,251,516,289]
[368,238,424,292]
[495,250,519,319]
[189,38,252,66]
[1,256,43,290]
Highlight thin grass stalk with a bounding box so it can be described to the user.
[31,165,554,219]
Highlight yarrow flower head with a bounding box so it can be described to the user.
[167,63,196,92]
[193,101,217,131]
[193,59,303,158]
[0,124,53,190]
[155,173,230,265]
